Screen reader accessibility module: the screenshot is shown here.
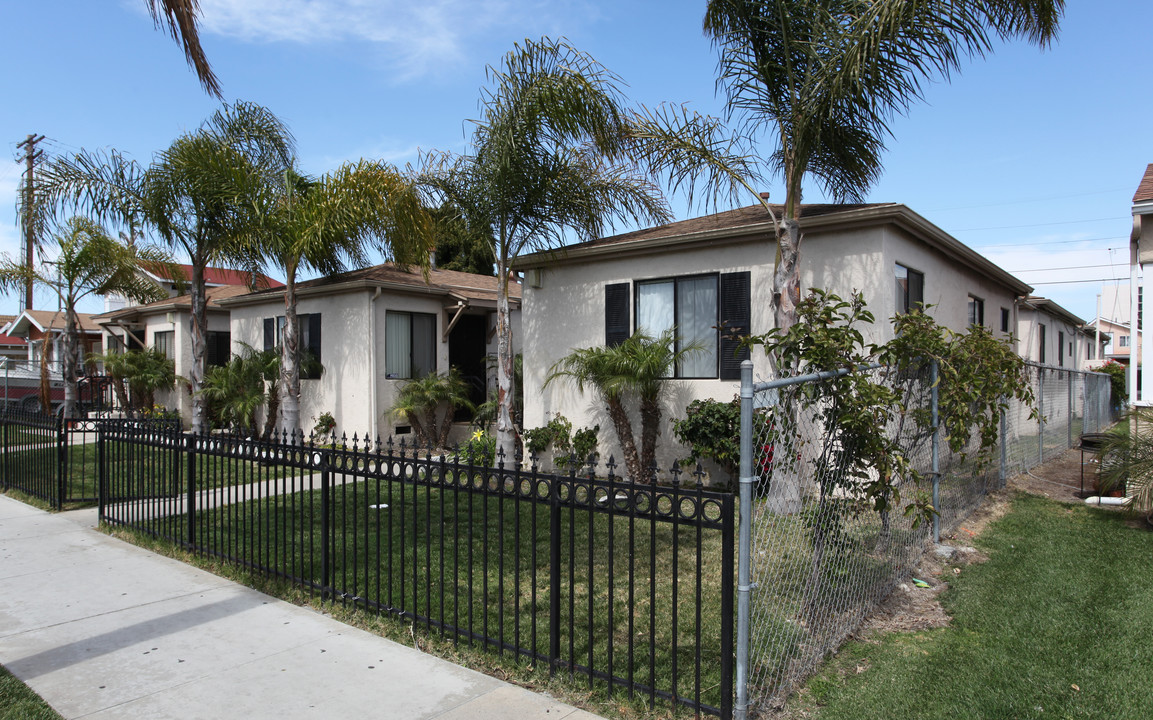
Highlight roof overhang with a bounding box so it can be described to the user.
[514,203,1032,297]
[218,278,519,310]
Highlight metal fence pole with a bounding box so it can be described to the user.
[1,415,8,491]
[186,433,197,547]
[1038,369,1045,467]
[320,448,331,601]
[931,359,941,545]
[1067,370,1074,449]
[56,415,66,510]
[999,401,1008,489]
[549,469,562,676]
[97,425,106,520]
[735,359,754,720]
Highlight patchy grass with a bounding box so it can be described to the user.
[0,665,62,720]
[782,493,1153,719]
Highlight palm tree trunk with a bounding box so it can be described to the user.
[261,379,280,442]
[189,261,208,434]
[280,276,302,438]
[605,395,643,481]
[438,403,455,448]
[61,305,79,418]
[639,396,661,482]
[495,258,517,461]
[773,216,802,332]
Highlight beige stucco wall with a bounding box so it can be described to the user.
[230,288,521,442]
[1016,307,1084,369]
[522,224,1024,476]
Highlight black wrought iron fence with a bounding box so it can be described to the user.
[97,426,736,718]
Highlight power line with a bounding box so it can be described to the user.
[1011,263,1128,272]
[1030,278,1137,286]
[953,217,1122,232]
[923,187,1132,213]
[974,236,1125,250]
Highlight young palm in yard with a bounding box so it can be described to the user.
[34,102,294,433]
[0,217,167,416]
[241,163,433,436]
[546,329,700,482]
[417,38,672,461]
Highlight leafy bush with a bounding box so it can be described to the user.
[1098,359,1127,409]
[523,413,599,468]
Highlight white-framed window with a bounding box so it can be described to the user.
[153,330,174,360]
[385,311,436,379]
[1120,335,1131,348]
[895,263,924,314]
[967,296,984,328]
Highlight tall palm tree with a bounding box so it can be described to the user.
[242,162,433,436]
[418,38,672,458]
[36,102,294,433]
[633,0,1063,334]
[545,329,701,482]
[0,217,168,416]
[146,0,221,97]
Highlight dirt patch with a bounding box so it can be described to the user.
[858,448,1087,638]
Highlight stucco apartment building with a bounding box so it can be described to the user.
[514,202,1032,476]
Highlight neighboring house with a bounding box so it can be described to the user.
[0,315,27,364]
[1088,316,1132,366]
[514,202,1032,477]
[94,285,250,418]
[218,263,521,441]
[1015,296,1094,370]
[2,309,103,371]
[1130,163,1153,402]
[102,263,283,313]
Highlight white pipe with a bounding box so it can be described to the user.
[1084,496,1133,506]
[369,287,382,439]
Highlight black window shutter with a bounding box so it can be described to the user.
[719,271,751,380]
[909,270,924,309]
[263,318,274,351]
[308,313,322,363]
[605,283,630,347]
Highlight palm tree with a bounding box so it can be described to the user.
[632,1,1063,334]
[0,217,168,416]
[199,344,279,436]
[242,162,433,436]
[36,101,294,433]
[146,0,221,97]
[389,369,476,448]
[417,38,672,459]
[545,329,701,482]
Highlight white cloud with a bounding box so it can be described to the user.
[196,0,598,79]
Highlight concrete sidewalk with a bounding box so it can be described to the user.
[0,495,603,720]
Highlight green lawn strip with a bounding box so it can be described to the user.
[5,440,299,509]
[113,477,729,717]
[0,665,63,720]
[790,492,1153,720]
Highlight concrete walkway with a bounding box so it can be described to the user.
[0,495,603,720]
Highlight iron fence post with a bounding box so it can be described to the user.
[320,448,331,600]
[97,425,106,520]
[931,359,941,545]
[735,359,754,720]
[56,415,66,510]
[1,415,8,491]
[186,433,197,547]
[549,468,561,676]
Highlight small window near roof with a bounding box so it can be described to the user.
[894,264,924,314]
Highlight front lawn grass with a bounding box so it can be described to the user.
[0,664,62,720]
[789,492,1153,719]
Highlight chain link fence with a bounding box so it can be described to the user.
[734,361,1116,717]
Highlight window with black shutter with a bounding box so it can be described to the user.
[719,271,751,380]
[262,314,322,379]
[605,283,630,347]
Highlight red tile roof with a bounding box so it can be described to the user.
[1134,164,1153,204]
[141,263,284,289]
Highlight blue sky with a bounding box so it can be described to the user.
[1,0,1150,322]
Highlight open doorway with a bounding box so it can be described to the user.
[448,313,488,421]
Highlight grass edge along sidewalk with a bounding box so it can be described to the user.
[780,492,1153,720]
[0,664,63,720]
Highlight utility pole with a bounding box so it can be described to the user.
[15,133,46,313]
